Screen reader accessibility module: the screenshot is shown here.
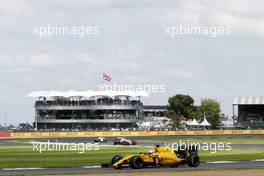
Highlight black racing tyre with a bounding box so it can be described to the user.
[131,156,144,169]
[111,155,123,165]
[101,163,110,168]
[187,154,200,167]
[132,141,137,145]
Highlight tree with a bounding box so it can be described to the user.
[167,94,195,127]
[19,123,34,131]
[167,94,195,117]
[166,94,223,129]
[165,111,181,128]
[199,99,221,129]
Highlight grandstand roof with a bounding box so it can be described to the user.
[27,90,149,98]
[233,97,264,105]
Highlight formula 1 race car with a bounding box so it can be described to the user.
[94,137,107,143]
[113,137,137,145]
[102,145,200,169]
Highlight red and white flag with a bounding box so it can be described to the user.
[102,73,112,82]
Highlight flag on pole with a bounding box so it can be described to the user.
[102,73,112,82]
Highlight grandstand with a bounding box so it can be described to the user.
[28,90,148,130]
[233,97,264,129]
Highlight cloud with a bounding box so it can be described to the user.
[29,53,54,66]
[0,0,263,124]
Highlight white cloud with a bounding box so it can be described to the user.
[29,53,54,66]
[0,0,263,124]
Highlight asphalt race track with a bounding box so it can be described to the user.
[1,160,264,175]
[1,135,264,175]
[2,134,264,148]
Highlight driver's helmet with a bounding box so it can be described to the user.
[148,150,154,154]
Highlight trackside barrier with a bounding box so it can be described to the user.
[0,132,10,137]
[8,130,264,138]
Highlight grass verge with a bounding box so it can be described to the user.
[0,144,264,168]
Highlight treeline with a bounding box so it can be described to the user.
[166,94,224,129]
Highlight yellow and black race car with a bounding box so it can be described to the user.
[102,144,200,169]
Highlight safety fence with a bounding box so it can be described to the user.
[0,130,262,138]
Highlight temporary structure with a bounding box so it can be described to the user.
[189,119,199,126]
[200,118,211,126]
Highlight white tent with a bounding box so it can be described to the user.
[185,120,192,126]
[200,118,211,126]
[138,121,152,128]
[189,119,199,126]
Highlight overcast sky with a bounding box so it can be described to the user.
[0,0,264,125]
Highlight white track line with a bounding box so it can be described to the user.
[81,166,101,168]
[3,159,264,171]
[206,161,239,164]
[208,159,264,164]
[254,159,264,162]
[2,168,45,171]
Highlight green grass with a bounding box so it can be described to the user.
[199,148,264,161]
[137,137,264,144]
[0,144,264,168]
[1,137,264,168]
[4,139,32,143]
[0,145,152,168]
[6,137,264,145]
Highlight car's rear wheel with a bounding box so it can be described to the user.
[187,154,200,167]
[111,155,123,165]
[123,141,129,145]
[131,156,144,169]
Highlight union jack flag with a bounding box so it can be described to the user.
[102,73,112,82]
